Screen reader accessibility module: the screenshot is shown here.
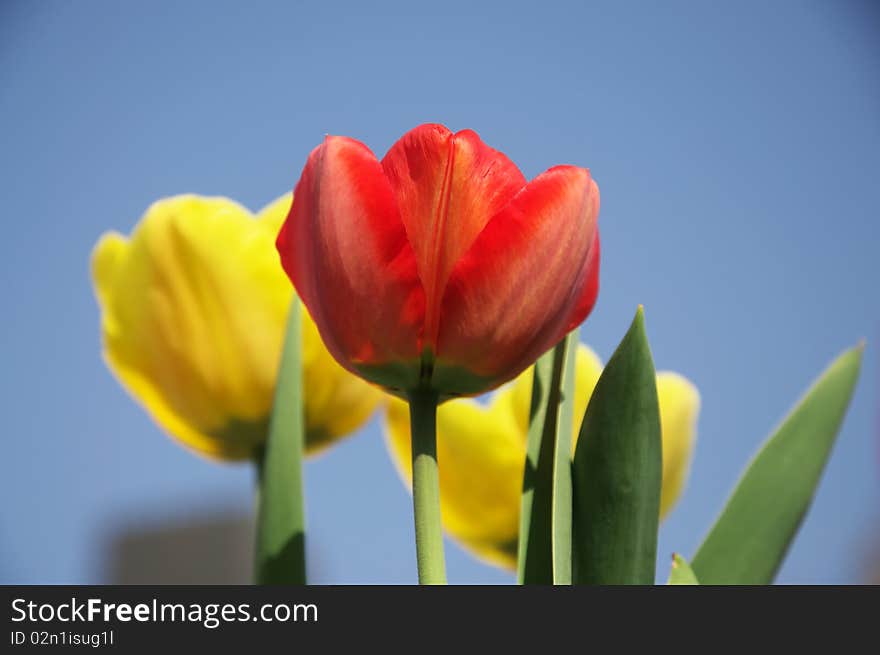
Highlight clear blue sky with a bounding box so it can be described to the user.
[1,0,878,584]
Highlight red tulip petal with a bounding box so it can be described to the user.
[381,124,526,348]
[277,136,425,387]
[566,227,600,333]
[435,168,600,391]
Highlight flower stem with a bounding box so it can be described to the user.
[408,388,447,584]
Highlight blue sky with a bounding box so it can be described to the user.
[1,0,878,583]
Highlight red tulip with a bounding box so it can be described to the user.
[277,123,600,398]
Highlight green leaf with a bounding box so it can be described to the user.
[572,306,662,585]
[517,346,555,584]
[552,329,578,584]
[691,343,863,585]
[255,300,307,584]
[517,329,579,585]
[667,553,699,585]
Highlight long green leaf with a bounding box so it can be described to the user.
[667,554,699,585]
[572,306,661,585]
[517,345,555,584]
[552,329,578,584]
[691,343,863,585]
[255,300,306,584]
[517,329,578,585]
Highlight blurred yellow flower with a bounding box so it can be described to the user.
[384,343,700,568]
[92,194,381,461]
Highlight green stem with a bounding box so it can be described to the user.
[408,388,447,584]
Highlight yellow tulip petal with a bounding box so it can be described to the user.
[656,371,701,518]
[91,196,283,458]
[301,313,383,454]
[384,395,523,568]
[92,232,128,309]
[568,344,604,449]
[256,192,293,235]
[92,194,380,461]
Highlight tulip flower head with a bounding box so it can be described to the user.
[277,124,600,399]
[384,344,700,568]
[92,194,381,461]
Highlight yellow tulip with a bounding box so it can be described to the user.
[384,343,700,568]
[92,193,381,461]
